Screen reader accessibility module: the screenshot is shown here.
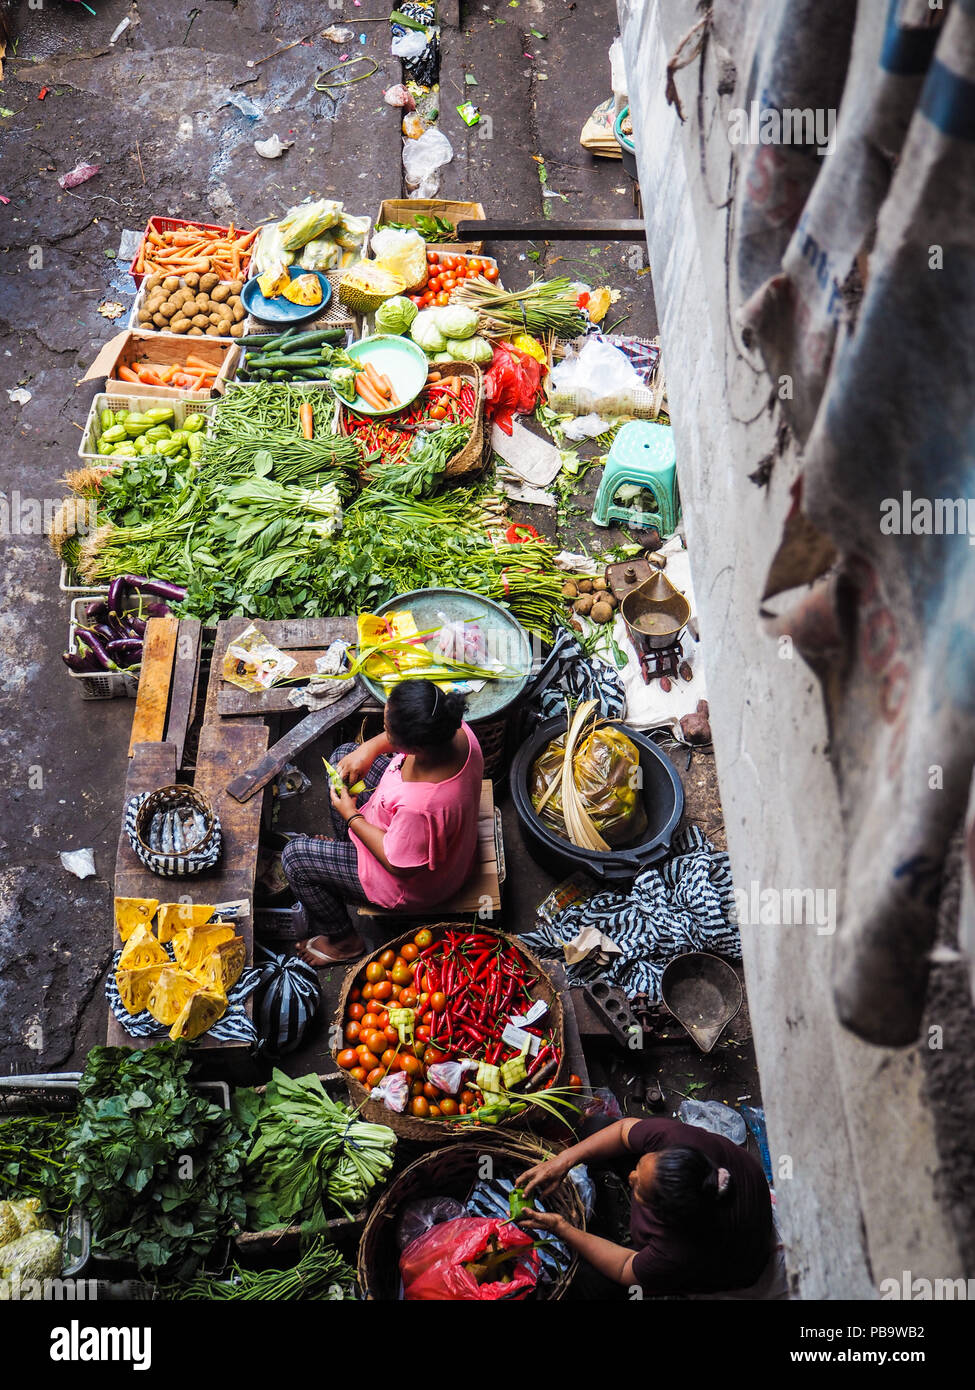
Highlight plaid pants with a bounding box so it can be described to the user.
[280,743,395,941]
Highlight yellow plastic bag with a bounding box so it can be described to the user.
[529,725,647,847]
[372,227,428,290]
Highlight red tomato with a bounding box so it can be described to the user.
[429,991,446,1013]
[366,1067,385,1088]
[376,1010,389,1028]
[459,1104,468,1115]
[356,1049,380,1071]
[344,1021,361,1042]
[422,1081,439,1100]
[425,1047,445,1067]
[411,1096,430,1118]
[439,1098,459,1116]
[466,259,481,275]
[426,249,438,263]
[399,987,418,1009]
[380,949,396,968]
[350,986,361,1002]
[337,1048,358,1069]
[371,980,393,1001]
[436,292,450,306]
[347,1002,365,1021]
[460,1090,476,1108]
[384,1025,398,1043]
[421,1010,434,1026]
[364,1030,387,1056]
[360,982,373,1001]
[428,1105,442,1118]
[399,1054,422,1077]
[350,1066,368,1083]
[400,943,419,962]
[360,1013,380,1033]
[415,1025,431,1043]
[419,292,432,306]
[365,961,384,983]
[419,991,429,1006]
[414,928,434,948]
[381,1048,399,1069]
[391,960,413,985]
[413,1041,427,1062]
[484,264,499,281]
[410,1079,425,1097]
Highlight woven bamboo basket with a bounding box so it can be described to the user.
[357,1131,584,1300]
[342,361,485,484]
[333,923,566,1143]
[133,784,217,856]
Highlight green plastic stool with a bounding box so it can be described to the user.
[591,421,680,535]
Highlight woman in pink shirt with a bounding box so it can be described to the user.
[282,680,484,965]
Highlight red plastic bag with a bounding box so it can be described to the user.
[400,1217,539,1300]
[483,345,546,435]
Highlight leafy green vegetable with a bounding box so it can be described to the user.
[65,1045,249,1279]
[0,1114,73,1215]
[240,1071,396,1229]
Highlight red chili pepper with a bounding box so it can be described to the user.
[528,1045,553,1078]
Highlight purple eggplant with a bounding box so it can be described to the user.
[73,628,117,671]
[126,615,147,638]
[63,648,102,674]
[91,622,118,643]
[108,576,130,613]
[85,598,110,623]
[122,574,187,603]
[107,638,143,667]
[144,601,171,618]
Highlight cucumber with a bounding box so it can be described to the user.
[239,326,298,351]
[250,354,325,369]
[291,367,333,380]
[275,328,346,352]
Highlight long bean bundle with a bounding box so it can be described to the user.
[201,382,362,492]
[171,1238,356,1301]
[453,275,588,339]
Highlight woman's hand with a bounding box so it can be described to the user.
[516,1156,569,1199]
[336,744,372,786]
[517,1211,570,1237]
[330,782,359,823]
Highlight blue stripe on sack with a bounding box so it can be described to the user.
[880,0,941,77]
[921,57,975,141]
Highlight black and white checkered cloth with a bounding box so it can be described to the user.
[520,825,739,1002]
[105,946,260,1045]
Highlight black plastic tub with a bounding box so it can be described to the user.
[510,717,684,886]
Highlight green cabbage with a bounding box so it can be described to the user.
[444,335,493,364]
[376,296,418,336]
[410,309,447,354]
[436,305,479,340]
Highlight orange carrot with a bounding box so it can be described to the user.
[355,374,387,409]
[117,365,141,382]
[138,368,165,386]
[184,354,216,370]
[363,361,392,398]
[299,402,314,440]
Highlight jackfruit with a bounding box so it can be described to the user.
[193,936,246,994]
[116,964,165,1015]
[282,272,323,306]
[157,902,216,943]
[118,923,168,971]
[171,922,235,972]
[114,897,159,941]
[168,987,228,1042]
[257,261,291,298]
[338,264,406,315]
[145,967,203,1027]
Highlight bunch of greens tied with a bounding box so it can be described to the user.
[236,1071,397,1228]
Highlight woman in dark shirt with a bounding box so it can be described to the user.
[517,1116,775,1295]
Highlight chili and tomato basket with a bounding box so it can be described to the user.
[339,362,485,481]
[334,923,565,1141]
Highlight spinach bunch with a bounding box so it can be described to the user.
[66,1045,249,1279]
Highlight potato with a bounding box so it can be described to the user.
[183,272,200,289]
[561,581,578,600]
[217,319,233,337]
[192,295,210,314]
[191,313,210,329]
[208,310,223,325]
[145,274,164,292]
[162,276,180,293]
[228,279,243,296]
[231,302,245,323]
[187,325,204,336]
[590,601,613,624]
[158,302,177,319]
[574,594,594,616]
[229,323,245,338]
[199,272,219,293]
[146,293,165,312]
[210,283,231,304]
[152,312,168,328]
[170,316,191,333]
[137,309,153,324]
[205,325,223,336]
[174,288,194,308]
[592,577,608,591]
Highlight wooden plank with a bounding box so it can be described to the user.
[216,617,356,715]
[128,616,179,756]
[456,218,646,242]
[225,683,369,803]
[164,619,202,769]
[114,742,179,887]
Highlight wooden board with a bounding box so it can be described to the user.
[226,684,369,803]
[457,218,646,242]
[128,616,179,755]
[164,619,202,770]
[216,616,356,715]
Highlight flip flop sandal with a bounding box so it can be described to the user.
[296,936,367,966]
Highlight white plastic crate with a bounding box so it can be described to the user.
[59,561,108,596]
[128,276,244,339]
[67,596,140,700]
[78,392,215,463]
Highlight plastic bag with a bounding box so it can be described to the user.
[483,344,546,435]
[278,199,343,251]
[391,29,429,60]
[400,1218,538,1301]
[298,236,342,272]
[529,725,647,846]
[402,128,453,199]
[396,1196,467,1252]
[434,610,487,665]
[372,1070,410,1113]
[252,945,321,1057]
[426,1059,476,1094]
[678,1099,747,1146]
[549,337,643,409]
[372,227,427,288]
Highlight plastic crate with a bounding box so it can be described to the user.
[67,596,140,700]
[59,562,108,596]
[129,216,255,288]
[128,276,245,340]
[78,391,214,463]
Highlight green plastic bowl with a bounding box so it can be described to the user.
[344,334,428,417]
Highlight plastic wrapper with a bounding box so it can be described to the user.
[426,1059,476,1095]
[483,344,546,435]
[253,223,296,276]
[396,1196,467,1252]
[400,1217,538,1301]
[372,226,427,287]
[334,213,372,251]
[278,199,343,251]
[372,1069,410,1113]
[298,236,342,272]
[529,726,647,847]
[435,611,487,665]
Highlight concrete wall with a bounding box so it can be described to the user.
[618,0,962,1297]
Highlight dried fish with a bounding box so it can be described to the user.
[161,811,175,856]
[149,812,164,853]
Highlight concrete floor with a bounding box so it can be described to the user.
[0,0,759,1142]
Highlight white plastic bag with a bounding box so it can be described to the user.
[677,1098,747,1145]
[372,1070,410,1113]
[549,338,643,408]
[371,227,427,287]
[563,412,612,441]
[402,129,454,199]
[391,29,429,60]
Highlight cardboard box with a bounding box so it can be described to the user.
[83,330,239,400]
